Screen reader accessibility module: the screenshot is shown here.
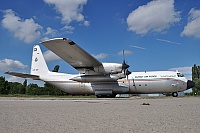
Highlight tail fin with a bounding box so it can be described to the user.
[31,45,49,75]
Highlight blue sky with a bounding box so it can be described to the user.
[0,0,200,85]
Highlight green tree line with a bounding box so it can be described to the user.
[192,64,200,94]
[0,65,67,96]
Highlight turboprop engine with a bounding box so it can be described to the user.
[71,61,131,82]
[92,62,130,74]
[100,63,123,74]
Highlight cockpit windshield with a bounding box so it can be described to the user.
[177,73,184,77]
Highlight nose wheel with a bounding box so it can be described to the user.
[172,92,178,97]
[96,95,116,98]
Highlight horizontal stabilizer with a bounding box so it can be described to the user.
[5,72,40,80]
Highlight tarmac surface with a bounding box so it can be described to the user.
[0,97,200,133]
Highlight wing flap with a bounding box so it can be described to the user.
[5,72,40,80]
[41,38,102,74]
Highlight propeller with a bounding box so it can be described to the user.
[122,50,131,79]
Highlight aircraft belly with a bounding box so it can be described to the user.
[92,82,129,95]
[48,81,94,94]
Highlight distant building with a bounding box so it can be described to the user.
[178,92,185,96]
[116,94,129,98]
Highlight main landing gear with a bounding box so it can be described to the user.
[172,92,178,97]
[96,95,116,98]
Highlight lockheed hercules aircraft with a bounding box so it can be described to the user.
[6,38,195,97]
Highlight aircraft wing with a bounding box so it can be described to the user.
[41,38,103,74]
[5,72,40,80]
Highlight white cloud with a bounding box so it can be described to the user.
[41,37,50,42]
[181,8,200,38]
[43,50,61,62]
[118,50,133,55]
[92,53,108,59]
[45,27,58,36]
[6,76,25,84]
[62,25,75,34]
[43,0,88,25]
[169,66,192,75]
[0,58,27,72]
[1,9,42,43]
[83,20,90,26]
[169,66,192,80]
[127,0,180,35]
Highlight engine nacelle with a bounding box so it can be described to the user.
[71,75,120,82]
[93,63,122,74]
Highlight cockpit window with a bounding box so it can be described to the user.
[177,73,184,77]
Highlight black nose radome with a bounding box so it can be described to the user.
[187,80,195,89]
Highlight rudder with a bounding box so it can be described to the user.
[31,45,49,75]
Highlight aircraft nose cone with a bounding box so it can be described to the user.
[187,80,195,89]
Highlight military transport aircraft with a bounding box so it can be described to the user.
[6,38,195,97]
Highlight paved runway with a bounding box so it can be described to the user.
[0,97,200,133]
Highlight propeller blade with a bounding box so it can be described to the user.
[122,50,130,69]
[126,70,131,75]
[121,50,130,77]
[125,69,131,79]
[122,62,130,70]
[122,60,129,70]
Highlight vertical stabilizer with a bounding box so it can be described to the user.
[31,45,49,75]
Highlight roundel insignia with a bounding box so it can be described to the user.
[35,57,38,62]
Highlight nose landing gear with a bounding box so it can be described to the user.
[172,92,178,97]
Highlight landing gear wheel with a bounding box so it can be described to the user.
[172,92,178,97]
[108,95,116,98]
[96,95,116,98]
[96,95,102,98]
